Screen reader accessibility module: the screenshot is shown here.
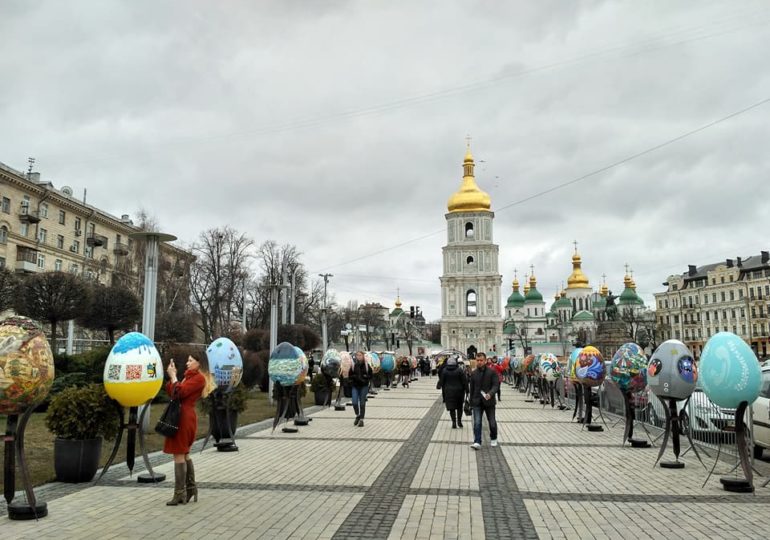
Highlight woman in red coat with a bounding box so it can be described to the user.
[164,355,215,506]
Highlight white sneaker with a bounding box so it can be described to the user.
[470,443,481,450]
[491,439,498,447]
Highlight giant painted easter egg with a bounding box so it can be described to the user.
[522,354,535,374]
[321,349,342,378]
[410,356,417,369]
[511,357,521,373]
[539,353,562,382]
[268,342,307,386]
[647,340,697,400]
[381,353,395,373]
[367,352,381,373]
[207,337,243,390]
[700,332,761,408]
[103,332,163,407]
[575,346,605,387]
[340,351,353,378]
[567,347,583,382]
[0,316,54,414]
[610,343,648,393]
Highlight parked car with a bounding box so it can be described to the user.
[751,362,770,458]
[645,384,737,444]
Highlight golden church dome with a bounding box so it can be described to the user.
[566,250,591,290]
[447,144,491,213]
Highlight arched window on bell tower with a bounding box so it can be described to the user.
[466,290,477,317]
[465,222,474,239]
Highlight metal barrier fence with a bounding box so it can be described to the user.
[56,338,208,356]
[550,376,759,475]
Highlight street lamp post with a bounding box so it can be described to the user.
[129,231,177,485]
[318,273,333,353]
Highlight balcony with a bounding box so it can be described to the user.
[113,241,129,256]
[86,232,107,247]
[15,247,39,273]
[18,207,41,223]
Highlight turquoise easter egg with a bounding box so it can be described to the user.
[381,353,395,373]
[269,342,307,386]
[700,332,761,408]
[321,349,342,378]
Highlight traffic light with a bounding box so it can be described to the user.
[492,344,496,352]
[410,306,415,318]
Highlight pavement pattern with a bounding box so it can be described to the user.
[2,378,770,539]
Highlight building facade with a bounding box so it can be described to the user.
[0,160,194,333]
[655,253,770,359]
[439,146,503,357]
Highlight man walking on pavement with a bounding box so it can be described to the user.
[469,352,499,450]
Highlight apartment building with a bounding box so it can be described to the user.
[0,160,191,288]
[655,252,770,359]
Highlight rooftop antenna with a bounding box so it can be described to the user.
[27,157,36,176]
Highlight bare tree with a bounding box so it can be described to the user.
[14,272,90,352]
[358,304,386,350]
[190,226,254,342]
[397,316,422,355]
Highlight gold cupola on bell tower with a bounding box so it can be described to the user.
[447,142,491,213]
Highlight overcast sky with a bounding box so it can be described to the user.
[2,0,770,321]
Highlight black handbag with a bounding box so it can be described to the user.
[463,398,472,417]
[154,386,181,437]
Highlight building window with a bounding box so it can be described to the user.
[58,210,66,225]
[466,256,474,265]
[40,203,48,218]
[70,263,79,274]
[37,253,45,269]
[705,312,710,321]
[720,291,725,302]
[730,290,734,301]
[739,289,744,299]
[0,256,4,268]
[674,315,679,324]
[74,217,81,232]
[57,234,64,249]
[466,290,477,317]
[20,222,28,236]
[742,324,747,335]
[38,228,47,244]
[664,300,669,308]
[1,197,10,213]
[675,330,681,340]
[712,293,717,302]
[752,307,756,317]
[741,308,745,318]
[730,275,734,282]
[703,295,708,304]
[732,309,736,319]
[0,225,7,245]
[85,246,93,259]
[54,259,62,271]
[464,222,474,238]
[72,240,80,253]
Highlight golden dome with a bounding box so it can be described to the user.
[600,283,609,296]
[566,249,591,289]
[447,144,491,213]
[529,273,537,288]
[512,278,520,290]
[395,295,402,308]
[523,274,530,294]
[624,274,633,288]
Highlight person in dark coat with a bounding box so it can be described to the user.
[468,352,500,450]
[349,351,373,427]
[398,356,411,388]
[437,357,468,428]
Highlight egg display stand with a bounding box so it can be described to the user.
[97,402,162,483]
[547,381,566,410]
[333,378,347,411]
[572,383,585,423]
[524,376,535,403]
[272,383,299,434]
[701,401,758,493]
[321,374,336,407]
[538,378,548,406]
[201,388,238,453]
[653,395,705,470]
[4,408,47,520]
[368,381,378,399]
[582,384,607,432]
[382,372,392,390]
[622,392,652,448]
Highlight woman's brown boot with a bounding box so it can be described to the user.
[166,462,187,506]
[185,458,198,503]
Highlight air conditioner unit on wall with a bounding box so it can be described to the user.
[69,245,77,252]
[74,229,82,236]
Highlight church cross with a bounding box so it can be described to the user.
[573,240,578,253]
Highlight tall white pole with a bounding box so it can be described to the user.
[241,280,247,333]
[281,268,288,325]
[290,270,296,325]
[269,285,279,405]
[321,308,328,354]
[141,235,159,340]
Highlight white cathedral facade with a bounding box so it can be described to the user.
[436,145,648,358]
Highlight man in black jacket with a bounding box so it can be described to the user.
[468,352,499,450]
[350,351,373,427]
